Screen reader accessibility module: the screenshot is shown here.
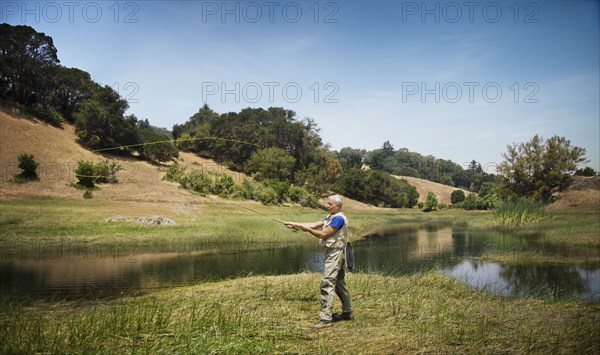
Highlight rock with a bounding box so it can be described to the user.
[105,216,176,225]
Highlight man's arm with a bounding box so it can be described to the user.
[284,221,338,240]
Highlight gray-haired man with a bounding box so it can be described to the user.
[285,195,353,328]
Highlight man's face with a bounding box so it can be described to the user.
[327,199,340,214]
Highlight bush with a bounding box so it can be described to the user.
[212,174,235,197]
[75,161,96,188]
[14,153,39,182]
[288,185,318,207]
[455,192,499,210]
[164,162,186,183]
[181,171,213,195]
[234,179,260,200]
[74,160,121,188]
[451,190,465,204]
[83,190,93,199]
[93,160,120,184]
[423,192,438,212]
[256,184,279,205]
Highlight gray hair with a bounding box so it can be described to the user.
[329,194,343,208]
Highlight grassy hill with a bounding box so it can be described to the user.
[393,175,470,205]
[0,107,241,203]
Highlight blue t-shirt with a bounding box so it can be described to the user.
[324,215,345,230]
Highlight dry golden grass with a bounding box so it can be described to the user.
[547,175,600,213]
[394,175,471,204]
[0,107,225,204]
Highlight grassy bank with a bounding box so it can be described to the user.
[0,197,489,257]
[1,272,598,354]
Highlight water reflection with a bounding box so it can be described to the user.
[355,224,599,301]
[446,261,600,301]
[0,245,323,299]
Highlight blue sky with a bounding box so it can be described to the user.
[3,0,599,171]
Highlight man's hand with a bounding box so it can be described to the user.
[284,222,301,230]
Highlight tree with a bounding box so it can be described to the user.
[244,147,296,181]
[337,147,364,170]
[47,66,97,122]
[0,24,59,106]
[497,135,587,201]
[575,167,597,177]
[423,192,439,212]
[139,125,179,162]
[74,86,139,151]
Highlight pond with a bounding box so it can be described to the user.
[1,224,599,301]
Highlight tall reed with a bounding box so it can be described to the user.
[493,198,546,227]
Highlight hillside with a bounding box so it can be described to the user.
[393,175,470,205]
[4,107,596,212]
[547,175,600,212]
[0,107,226,204]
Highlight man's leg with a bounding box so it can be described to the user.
[319,248,344,322]
[335,266,352,313]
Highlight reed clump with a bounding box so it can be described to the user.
[493,199,546,227]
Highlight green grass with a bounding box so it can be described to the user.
[0,198,489,256]
[1,272,598,354]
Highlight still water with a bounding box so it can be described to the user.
[1,224,599,301]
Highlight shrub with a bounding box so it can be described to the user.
[256,184,279,205]
[14,153,39,182]
[75,161,96,188]
[83,190,93,199]
[263,179,289,202]
[234,179,260,200]
[181,171,213,195]
[212,174,235,197]
[454,192,499,210]
[74,160,121,188]
[164,162,186,183]
[461,193,479,210]
[93,160,120,184]
[288,185,318,207]
[451,190,465,204]
[423,192,438,212]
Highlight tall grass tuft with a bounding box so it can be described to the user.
[493,199,546,227]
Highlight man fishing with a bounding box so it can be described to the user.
[285,194,353,328]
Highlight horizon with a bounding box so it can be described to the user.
[2,0,598,172]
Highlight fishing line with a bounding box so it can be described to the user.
[64,136,260,179]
